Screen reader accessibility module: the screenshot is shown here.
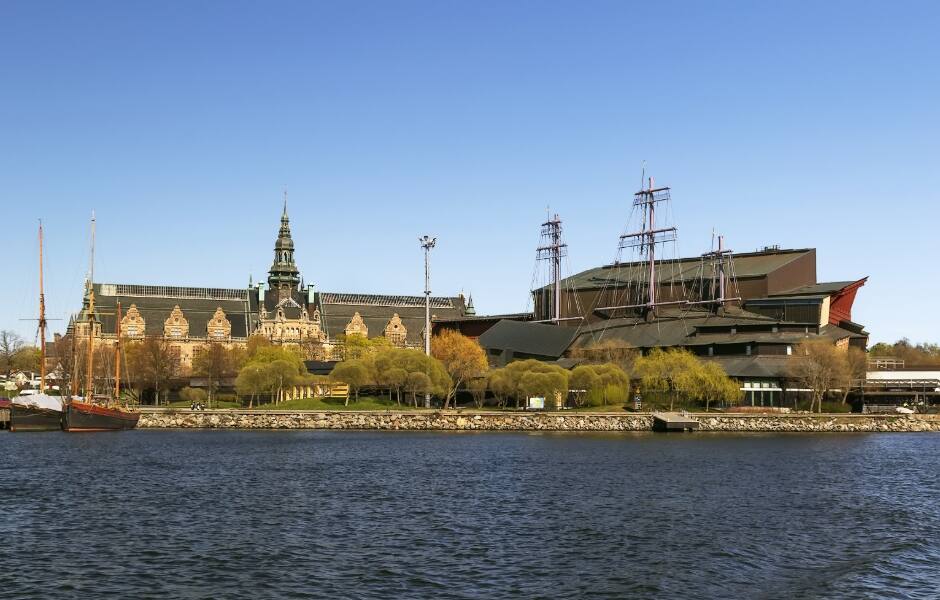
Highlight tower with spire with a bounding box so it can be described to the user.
[268,194,301,300]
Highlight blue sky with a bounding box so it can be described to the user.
[2,1,937,344]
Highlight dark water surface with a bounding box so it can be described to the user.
[2,431,939,599]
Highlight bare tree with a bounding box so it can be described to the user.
[0,330,25,377]
[192,342,238,407]
[840,347,868,405]
[126,336,180,405]
[790,340,850,413]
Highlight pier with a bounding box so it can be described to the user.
[652,412,700,432]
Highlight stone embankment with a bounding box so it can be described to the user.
[138,410,940,432]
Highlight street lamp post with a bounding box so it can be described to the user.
[419,235,437,409]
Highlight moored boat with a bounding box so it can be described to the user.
[64,399,139,432]
[62,214,141,433]
[10,394,63,432]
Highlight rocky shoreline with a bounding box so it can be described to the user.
[138,410,940,432]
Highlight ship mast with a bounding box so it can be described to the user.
[697,233,741,310]
[114,301,122,406]
[536,213,567,323]
[84,212,96,401]
[602,176,678,318]
[38,221,47,394]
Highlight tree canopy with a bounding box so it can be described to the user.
[431,330,488,408]
[633,348,740,410]
[570,363,630,407]
[234,345,306,406]
[331,347,450,407]
[789,340,851,412]
[487,359,570,408]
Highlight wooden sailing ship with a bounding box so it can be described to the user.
[10,221,64,432]
[63,214,140,432]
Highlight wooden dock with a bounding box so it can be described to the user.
[652,412,699,432]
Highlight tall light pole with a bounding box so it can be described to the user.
[420,235,436,408]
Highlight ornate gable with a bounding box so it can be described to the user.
[164,305,189,339]
[384,313,407,346]
[207,307,232,340]
[345,312,368,338]
[120,304,146,338]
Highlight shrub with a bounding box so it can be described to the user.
[178,387,207,404]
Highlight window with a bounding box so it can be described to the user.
[708,346,714,357]
[786,345,793,356]
[746,344,752,356]
[127,325,138,337]
[171,327,181,338]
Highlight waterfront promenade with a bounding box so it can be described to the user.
[137,408,940,432]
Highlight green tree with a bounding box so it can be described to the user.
[330,360,372,405]
[234,345,306,406]
[694,361,741,411]
[570,365,601,407]
[570,363,630,407]
[487,368,518,408]
[405,372,432,407]
[633,348,702,410]
[179,386,208,406]
[489,360,570,409]
[468,376,488,408]
[13,346,41,374]
[235,362,275,408]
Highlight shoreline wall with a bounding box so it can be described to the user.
[138,411,940,433]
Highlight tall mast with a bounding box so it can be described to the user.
[38,221,47,393]
[70,324,79,397]
[537,213,567,323]
[114,301,122,405]
[85,212,96,401]
[615,176,677,317]
[647,177,656,308]
[700,233,739,309]
[718,235,726,303]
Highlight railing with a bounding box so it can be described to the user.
[98,283,249,301]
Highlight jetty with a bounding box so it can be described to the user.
[652,412,700,432]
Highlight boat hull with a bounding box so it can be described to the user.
[10,405,63,432]
[64,401,140,432]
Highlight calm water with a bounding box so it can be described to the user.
[1,430,939,599]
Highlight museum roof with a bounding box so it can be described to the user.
[552,248,814,291]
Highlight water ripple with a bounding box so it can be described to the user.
[1,431,939,598]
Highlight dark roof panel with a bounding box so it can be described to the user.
[478,320,579,358]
